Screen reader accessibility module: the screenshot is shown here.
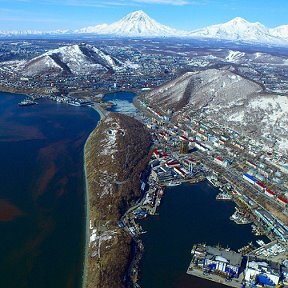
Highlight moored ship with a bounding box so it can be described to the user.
[216,192,233,201]
[230,207,252,225]
[18,99,38,106]
[166,181,181,187]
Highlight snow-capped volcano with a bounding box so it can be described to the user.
[19,44,123,76]
[188,17,285,44]
[76,10,184,37]
[1,11,288,46]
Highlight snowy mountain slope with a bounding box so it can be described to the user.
[1,11,288,45]
[270,25,288,40]
[0,30,43,36]
[143,69,262,111]
[76,10,184,37]
[227,95,288,152]
[223,50,288,65]
[0,29,71,37]
[19,44,123,76]
[75,12,288,43]
[188,17,286,45]
[141,68,288,153]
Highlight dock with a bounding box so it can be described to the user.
[186,266,244,288]
[186,244,244,288]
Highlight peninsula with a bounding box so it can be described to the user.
[83,113,151,288]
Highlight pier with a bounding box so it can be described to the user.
[186,266,244,288]
[186,244,244,288]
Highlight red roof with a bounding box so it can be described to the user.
[167,161,180,166]
[215,156,224,161]
[256,182,266,189]
[266,189,276,196]
[174,166,186,175]
[277,196,288,204]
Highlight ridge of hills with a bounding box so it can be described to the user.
[141,68,288,153]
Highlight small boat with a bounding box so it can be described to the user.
[166,181,181,187]
[216,192,233,201]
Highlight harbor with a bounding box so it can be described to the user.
[137,182,270,288]
[101,91,288,288]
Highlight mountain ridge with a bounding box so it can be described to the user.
[140,68,288,153]
[17,44,125,76]
[1,11,288,46]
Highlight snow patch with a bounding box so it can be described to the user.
[228,111,245,122]
[225,50,245,62]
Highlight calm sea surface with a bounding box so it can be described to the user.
[0,92,99,288]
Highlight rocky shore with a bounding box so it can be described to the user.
[83,113,151,288]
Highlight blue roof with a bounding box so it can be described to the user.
[256,274,275,286]
[243,173,257,183]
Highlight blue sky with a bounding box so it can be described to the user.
[1,0,288,31]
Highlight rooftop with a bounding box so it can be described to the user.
[206,246,242,267]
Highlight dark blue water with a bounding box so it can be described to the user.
[0,92,99,288]
[104,91,138,114]
[139,182,268,288]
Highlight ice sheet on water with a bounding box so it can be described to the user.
[110,99,138,114]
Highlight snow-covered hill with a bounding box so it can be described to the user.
[141,69,288,153]
[223,50,288,65]
[143,69,262,111]
[76,10,183,37]
[18,44,124,76]
[188,17,285,45]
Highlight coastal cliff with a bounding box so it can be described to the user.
[84,113,151,288]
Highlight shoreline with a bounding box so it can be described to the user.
[82,137,91,288]
[81,104,107,288]
[91,103,109,120]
